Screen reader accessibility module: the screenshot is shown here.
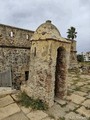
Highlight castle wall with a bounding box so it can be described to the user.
[0,24,34,47]
[0,24,34,88]
[0,48,30,87]
[69,40,78,69]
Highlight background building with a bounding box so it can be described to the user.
[83,52,90,62]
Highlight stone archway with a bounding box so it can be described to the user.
[55,47,66,99]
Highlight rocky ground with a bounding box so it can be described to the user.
[0,72,90,120]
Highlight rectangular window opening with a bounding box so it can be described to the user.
[10,31,14,37]
[25,71,29,81]
[26,34,29,40]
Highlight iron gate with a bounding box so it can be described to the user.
[0,69,12,87]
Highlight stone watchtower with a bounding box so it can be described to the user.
[22,20,71,107]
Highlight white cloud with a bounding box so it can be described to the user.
[0,0,90,52]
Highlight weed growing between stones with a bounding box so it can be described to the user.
[17,91,48,110]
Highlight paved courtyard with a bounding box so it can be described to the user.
[0,72,90,120]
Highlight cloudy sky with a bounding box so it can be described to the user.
[0,0,90,53]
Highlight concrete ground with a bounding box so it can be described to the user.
[0,72,90,120]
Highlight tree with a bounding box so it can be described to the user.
[67,27,77,40]
[77,54,84,62]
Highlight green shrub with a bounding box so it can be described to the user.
[17,91,48,110]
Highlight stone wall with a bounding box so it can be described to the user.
[0,24,34,47]
[28,40,54,107]
[0,24,34,89]
[23,39,71,107]
[0,47,30,89]
[68,40,78,69]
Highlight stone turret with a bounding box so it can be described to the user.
[21,20,71,107]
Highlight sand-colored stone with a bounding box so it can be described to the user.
[0,95,14,107]
[82,99,90,108]
[47,103,66,119]
[76,106,90,118]
[0,103,20,120]
[76,82,84,87]
[86,94,90,99]
[27,110,48,120]
[43,117,55,120]
[0,87,16,98]
[84,85,90,89]
[11,91,21,102]
[65,102,79,111]
[0,87,12,92]
[0,24,34,87]
[74,91,87,97]
[3,112,29,120]
[65,112,87,120]
[20,106,31,114]
[55,97,67,106]
[67,94,85,104]
[80,75,90,79]
[22,20,72,107]
[80,87,89,93]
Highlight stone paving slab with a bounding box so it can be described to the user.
[47,103,66,119]
[0,95,14,107]
[86,94,90,99]
[67,94,86,104]
[65,112,87,120]
[76,106,90,118]
[80,75,90,79]
[0,103,20,120]
[84,85,90,89]
[82,99,90,108]
[3,112,29,120]
[42,117,55,120]
[11,93,20,102]
[80,87,89,93]
[74,91,87,97]
[65,102,79,111]
[55,97,67,106]
[0,88,16,98]
[0,87,12,92]
[0,73,90,120]
[70,86,77,90]
[27,110,48,120]
[76,82,84,87]
[20,106,31,114]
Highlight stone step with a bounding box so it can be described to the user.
[0,103,20,120]
[0,95,14,107]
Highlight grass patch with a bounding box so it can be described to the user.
[17,91,48,110]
